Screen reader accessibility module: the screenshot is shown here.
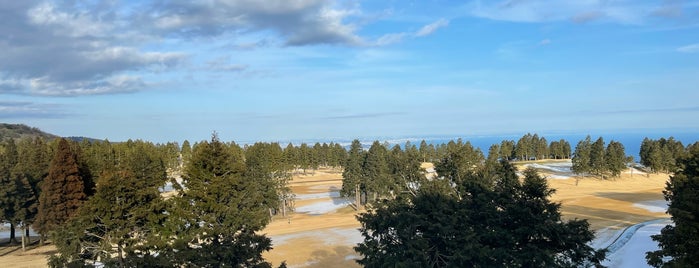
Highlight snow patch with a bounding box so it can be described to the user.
[601,219,671,268]
[295,197,352,215]
[296,191,341,200]
[633,200,668,213]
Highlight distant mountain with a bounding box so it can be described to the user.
[0,123,58,140]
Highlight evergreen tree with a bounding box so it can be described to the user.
[363,141,391,201]
[647,144,699,267]
[561,139,572,159]
[245,142,293,216]
[341,140,365,199]
[419,140,430,162]
[356,161,605,267]
[572,136,592,185]
[34,138,92,242]
[181,139,192,168]
[166,134,276,267]
[49,144,169,267]
[0,138,20,243]
[589,137,606,176]
[500,140,515,161]
[435,140,485,185]
[605,141,626,178]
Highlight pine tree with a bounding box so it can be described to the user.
[0,138,20,243]
[34,138,91,241]
[605,140,626,178]
[572,136,592,185]
[363,141,391,201]
[356,161,606,267]
[341,140,365,199]
[166,134,276,267]
[590,137,606,176]
[500,140,515,161]
[647,144,699,267]
[49,144,169,267]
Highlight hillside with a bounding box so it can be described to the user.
[0,123,58,140]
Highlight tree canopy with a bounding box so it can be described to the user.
[646,143,699,267]
[356,161,606,268]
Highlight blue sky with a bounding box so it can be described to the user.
[1,0,699,143]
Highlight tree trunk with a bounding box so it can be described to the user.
[21,226,26,251]
[355,184,361,211]
[282,199,287,217]
[9,222,17,244]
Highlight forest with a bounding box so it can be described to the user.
[0,131,696,267]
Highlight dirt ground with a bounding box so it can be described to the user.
[0,163,670,268]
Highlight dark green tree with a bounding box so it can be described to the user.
[363,141,391,201]
[166,134,277,267]
[34,138,92,243]
[499,140,515,161]
[605,141,626,178]
[341,140,365,199]
[0,138,20,243]
[590,137,606,176]
[572,136,592,185]
[356,161,605,267]
[49,144,169,267]
[647,144,699,267]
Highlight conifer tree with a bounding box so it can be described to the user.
[356,162,605,267]
[363,141,391,201]
[0,138,20,243]
[590,137,606,176]
[166,134,277,267]
[34,138,91,242]
[49,144,168,267]
[605,141,626,178]
[647,144,699,267]
[341,140,365,199]
[572,136,592,185]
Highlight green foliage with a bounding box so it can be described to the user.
[341,140,365,198]
[605,141,626,177]
[166,134,277,267]
[434,139,484,185]
[640,137,686,173]
[647,144,699,267]
[0,123,58,140]
[572,136,629,180]
[50,147,168,266]
[356,162,606,267]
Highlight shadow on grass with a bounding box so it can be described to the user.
[305,246,360,268]
[562,204,664,227]
[0,236,51,256]
[594,191,665,204]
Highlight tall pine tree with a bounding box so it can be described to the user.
[34,138,91,242]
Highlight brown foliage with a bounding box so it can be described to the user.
[34,139,89,236]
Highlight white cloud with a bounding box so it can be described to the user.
[539,39,551,45]
[145,0,365,46]
[415,19,449,37]
[677,43,699,53]
[374,18,450,46]
[376,33,408,46]
[465,0,666,24]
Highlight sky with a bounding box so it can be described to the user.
[1,0,699,143]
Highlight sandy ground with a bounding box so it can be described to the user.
[0,162,671,267]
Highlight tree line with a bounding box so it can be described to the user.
[417,133,572,163]
[348,138,606,267]
[0,135,298,267]
[2,132,695,267]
